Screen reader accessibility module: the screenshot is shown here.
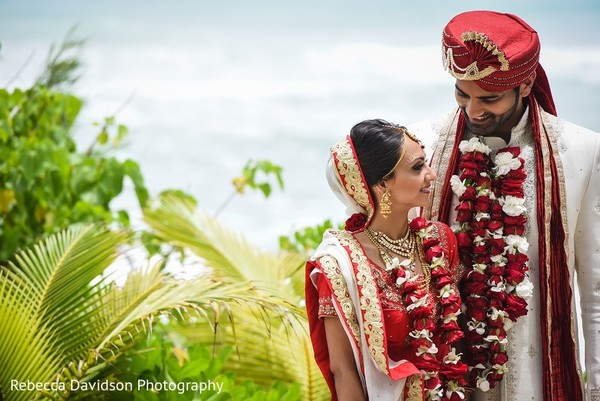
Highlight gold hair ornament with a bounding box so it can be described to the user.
[381,126,423,180]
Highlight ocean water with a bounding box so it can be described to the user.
[1,0,599,250]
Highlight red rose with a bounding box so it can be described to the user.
[488,298,504,310]
[506,252,528,263]
[443,329,465,344]
[468,350,489,365]
[469,219,488,230]
[466,333,485,346]
[466,270,487,283]
[469,307,487,322]
[409,337,431,349]
[488,265,504,276]
[505,269,525,285]
[435,276,455,289]
[456,231,472,248]
[414,354,439,371]
[440,320,460,331]
[506,261,525,272]
[456,211,473,223]
[505,224,525,236]
[443,303,461,316]
[506,167,526,181]
[425,244,444,261]
[462,186,477,201]
[402,280,418,293]
[455,201,472,213]
[504,215,527,226]
[475,201,491,213]
[466,295,487,309]
[475,175,492,189]
[490,202,503,214]
[409,217,429,231]
[491,352,509,365]
[487,237,505,251]
[486,290,505,302]
[441,360,469,380]
[489,341,502,354]
[472,244,488,256]
[473,255,488,265]
[345,212,367,232]
[460,168,479,181]
[486,220,503,231]
[425,376,441,390]
[458,159,479,170]
[488,372,504,384]
[422,238,440,252]
[487,317,503,328]
[440,293,461,306]
[464,282,488,296]
[505,294,528,320]
[430,266,451,279]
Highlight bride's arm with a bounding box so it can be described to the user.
[324,316,366,401]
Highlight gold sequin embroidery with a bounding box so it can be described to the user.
[334,230,388,374]
[319,254,361,346]
[331,139,373,215]
[405,375,423,401]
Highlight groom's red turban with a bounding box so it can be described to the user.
[442,10,556,115]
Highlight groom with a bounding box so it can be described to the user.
[409,10,600,401]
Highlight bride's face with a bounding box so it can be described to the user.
[383,138,436,210]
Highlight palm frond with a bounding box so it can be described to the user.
[175,312,329,401]
[143,193,306,304]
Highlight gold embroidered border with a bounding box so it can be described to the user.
[423,110,460,221]
[334,230,388,374]
[318,254,361,346]
[405,375,423,401]
[443,31,509,81]
[331,138,373,215]
[540,109,584,387]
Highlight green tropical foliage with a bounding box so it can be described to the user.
[143,194,329,400]
[0,30,331,401]
[109,326,302,400]
[216,159,284,215]
[0,224,304,401]
[278,219,341,255]
[0,85,148,262]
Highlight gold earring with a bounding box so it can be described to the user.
[379,184,392,219]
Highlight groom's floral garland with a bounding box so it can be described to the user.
[394,217,468,401]
[449,137,534,391]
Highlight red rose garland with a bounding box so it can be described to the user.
[394,217,468,400]
[450,137,533,391]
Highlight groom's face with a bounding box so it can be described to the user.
[454,80,523,138]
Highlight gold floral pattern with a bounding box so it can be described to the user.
[406,375,423,401]
[319,254,361,346]
[334,230,388,374]
[443,31,509,81]
[331,138,374,216]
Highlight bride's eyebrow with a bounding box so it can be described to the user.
[402,153,425,167]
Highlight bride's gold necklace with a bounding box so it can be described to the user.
[364,226,417,271]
